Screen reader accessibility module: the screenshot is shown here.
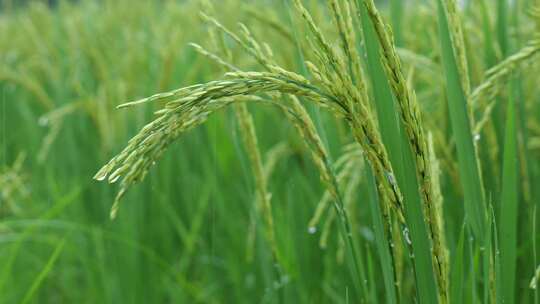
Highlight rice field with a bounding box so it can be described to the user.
[1,0,540,303]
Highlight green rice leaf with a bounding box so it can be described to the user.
[435,0,487,239]
[366,166,398,304]
[498,81,518,304]
[21,238,67,304]
[450,224,466,304]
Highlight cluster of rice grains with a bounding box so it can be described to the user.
[94,0,540,302]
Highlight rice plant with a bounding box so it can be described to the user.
[2,0,540,303]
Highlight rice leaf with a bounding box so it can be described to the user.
[366,166,398,304]
[498,81,518,304]
[480,0,497,67]
[389,0,403,47]
[435,0,487,239]
[450,224,466,304]
[496,0,509,57]
[21,238,67,304]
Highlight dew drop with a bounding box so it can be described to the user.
[360,227,374,241]
[308,226,317,234]
[384,171,396,186]
[403,227,412,245]
[38,117,49,126]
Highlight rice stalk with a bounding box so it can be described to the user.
[336,166,362,264]
[308,144,362,232]
[245,142,291,263]
[313,144,363,247]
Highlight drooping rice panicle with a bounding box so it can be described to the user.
[472,36,540,133]
[94,73,337,218]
